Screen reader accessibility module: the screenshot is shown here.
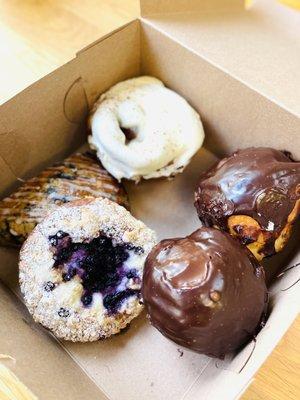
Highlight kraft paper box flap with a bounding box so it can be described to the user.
[140,0,244,16]
[76,21,140,108]
[141,0,300,117]
[0,57,88,198]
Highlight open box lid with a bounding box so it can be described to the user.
[140,0,300,117]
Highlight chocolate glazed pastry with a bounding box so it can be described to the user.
[0,152,129,246]
[142,227,268,359]
[194,147,300,260]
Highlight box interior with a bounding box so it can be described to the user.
[0,10,299,400]
[141,0,300,118]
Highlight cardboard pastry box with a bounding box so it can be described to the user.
[0,0,299,399]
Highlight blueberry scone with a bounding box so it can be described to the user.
[19,198,156,341]
[0,152,129,246]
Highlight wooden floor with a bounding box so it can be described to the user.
[0,1,299,399]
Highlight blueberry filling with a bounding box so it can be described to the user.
[49,231,69,247]
[124,243,144,255]
[62,268,76,282]
[103,289,137,314]
[81,293,93,306]
[126,270,138,279]
[49,231,142,313]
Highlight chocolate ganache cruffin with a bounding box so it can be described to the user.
[194,147,300,260]
[142,227,268,358]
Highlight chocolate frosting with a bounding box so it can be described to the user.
[194,148,300,233]
[142,227,268,358]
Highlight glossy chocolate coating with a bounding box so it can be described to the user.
[194,148,300,254]
[142,227,267,358]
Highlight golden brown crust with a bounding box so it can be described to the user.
[274,199,300,253]
[228,200,300,260]
[0,152,129,246]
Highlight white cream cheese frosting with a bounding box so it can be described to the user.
[89,76,205,182]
